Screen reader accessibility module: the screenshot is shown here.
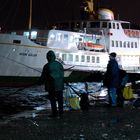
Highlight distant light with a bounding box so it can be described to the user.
[23,32,29,38]
[23,31,37,39]
[31,31,37,39]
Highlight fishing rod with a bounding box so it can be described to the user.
[0,55,74,94]
[56,58,75,71]
[0,55,42,73]
[0,55,74,73]
[66,82,104,98]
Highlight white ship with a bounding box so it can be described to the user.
[0,0,140,86]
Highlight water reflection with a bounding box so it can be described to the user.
[0,82,108,122]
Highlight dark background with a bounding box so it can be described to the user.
[0,0,139,31]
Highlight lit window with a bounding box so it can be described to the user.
[23,32,29,38]
[55,53,59,58]
[92,56,95,63]
[120,41,122,47]
[57,33,62,41]
[135,42,137,48]
[131,42,133,48]
[116,41,118,47]
[75,55,79,62]
[68,54,73,61]
[127,42,130,48]
[64,34,68,41]
[31,31,37,39]
[81,55,85,62]
[62,54,67,61]
[112,40,114,47]
[96,57,100,63]
[123,42,126,48]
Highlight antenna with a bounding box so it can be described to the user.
[28,0,32,30]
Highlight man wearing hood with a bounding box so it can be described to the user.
[104,52,120,107]
[38,50,64,118]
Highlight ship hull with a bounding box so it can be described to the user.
[0,33,108,87]
[0,71,104,87]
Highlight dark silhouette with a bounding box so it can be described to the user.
[117,69,128,107]
[37,50,64,118]
[79,83,89,111]
[103,52,120,107]
[80,94,89,111]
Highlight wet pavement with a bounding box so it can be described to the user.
[0,84,140,139]
[1,106,140,140]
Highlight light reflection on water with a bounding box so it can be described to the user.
[0,82,108,122]
[0,85,50,120]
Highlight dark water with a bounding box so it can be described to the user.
[0,85,51,122]
[0,82,108,123]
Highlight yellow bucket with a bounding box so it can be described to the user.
[69,97,80,110]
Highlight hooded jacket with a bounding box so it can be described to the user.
[106,58,120,88]
[38,50,64,92]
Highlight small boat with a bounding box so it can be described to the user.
[0,0,140,87]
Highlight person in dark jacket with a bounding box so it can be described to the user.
[117,69,128,107]
[38,50,64,117]
[104,52,120,107]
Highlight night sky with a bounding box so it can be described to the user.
[0,0,139,31]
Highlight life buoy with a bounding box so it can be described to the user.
[84,42,105,50]
[135,31,140,38]
[131,30,135,37]
[124,29,140,38]
[124,29,131,36]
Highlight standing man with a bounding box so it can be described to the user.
[104,52,120,107]
[38,50,64,118]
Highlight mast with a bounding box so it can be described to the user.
[82,0,95,20]
[28,0,32,30]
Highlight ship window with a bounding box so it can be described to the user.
[86,56,90,62]
[135,42,137,48]
[116,41,118,47]
[81,55,85,62]
[69,35,74,42]
[57,33,62,41]
[121,23,130,29]
[131,42,133,48]
[127,42,130,48]
[123,42,126,48]
[64,34,68,41]
[109,23,111,29]
[55,53,59,58]
[68,54,73,61]
[23,31,29,38]
[112,40,114,47]
[13,40,21,44]
[90,22,100,28]
[75,55,79,62]
[96,57,100,63]
[102,22,107,28]
[49,33,56,41]
[117,23,119,29]
[62,54,67,61]
[120,41,122,47]
[113,23,115,29]
[31,31,37,40]
[92,56,95,63]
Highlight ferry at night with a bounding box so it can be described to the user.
[0,0,140,86]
